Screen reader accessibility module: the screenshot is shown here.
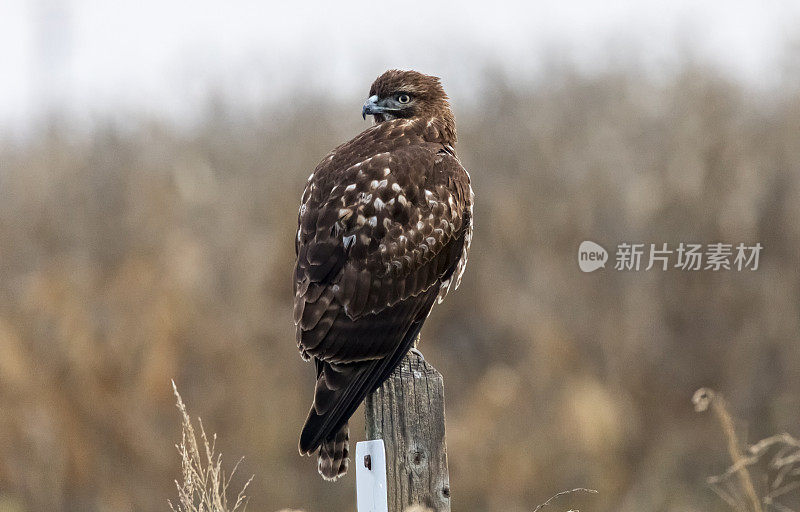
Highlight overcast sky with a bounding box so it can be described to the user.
[1,0,799,132]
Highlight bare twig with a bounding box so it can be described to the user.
[694,388,763,512]
[532,488,598,512]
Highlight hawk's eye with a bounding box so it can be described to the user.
[397,94,411,104]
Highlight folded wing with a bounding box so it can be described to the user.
[294,142,472,454]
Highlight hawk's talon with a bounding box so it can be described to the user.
[410,347,425,360]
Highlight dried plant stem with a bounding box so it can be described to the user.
[532,488,598,512]
[693,388,763,512]
[170,381,252,512]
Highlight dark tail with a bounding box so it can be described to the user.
[316,422,350,480]
[298,317,431,480]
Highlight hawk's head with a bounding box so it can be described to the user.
[362,69,456,143]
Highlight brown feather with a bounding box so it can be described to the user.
[292,70,473,479]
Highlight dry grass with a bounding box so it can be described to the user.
[170,382,252,512]
[694,388,800,512]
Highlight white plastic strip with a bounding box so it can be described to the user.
[355,439,388,512]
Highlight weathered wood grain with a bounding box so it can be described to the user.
[364,350,451,512]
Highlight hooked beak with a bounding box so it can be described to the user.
[362,95,382,120]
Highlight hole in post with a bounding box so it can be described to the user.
[364,454,371,470]
[442,486,451,498]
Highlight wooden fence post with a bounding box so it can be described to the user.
[364,350,452,512]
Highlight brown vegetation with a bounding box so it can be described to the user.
[0,59,799,511]
[169,382,251,512]
[695,388,800,512]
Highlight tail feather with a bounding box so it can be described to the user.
[298,360,368,455]
[317,423,350,481]
[298,287,439,479]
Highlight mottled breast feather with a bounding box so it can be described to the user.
[293,118,473,364]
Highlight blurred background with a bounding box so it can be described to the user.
[1,1,800,511]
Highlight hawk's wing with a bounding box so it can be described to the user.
[294,140,472,454]
[294,142,471,362]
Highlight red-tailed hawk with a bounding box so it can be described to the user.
[294,70,473,480]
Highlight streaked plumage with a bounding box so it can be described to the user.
[293,70,473,480]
